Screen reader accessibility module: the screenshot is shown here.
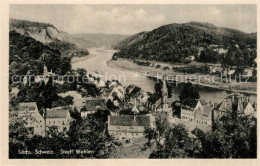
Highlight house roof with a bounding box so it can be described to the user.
[82,99,107,112]
[46,108,69,119]
[215,95,253,114]
[109,115,152,128]
[19,102,37,112]
[203,105,213,116]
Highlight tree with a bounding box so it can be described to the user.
[9,112,29,158]
[198,112,257,158]
[147,123,201,158]
[144,113,169,149]
[59,57,72,75]
[179,82,200,102]
[42,77,59,108]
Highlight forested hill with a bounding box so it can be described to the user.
[10,19,89,57]
[9,31,72,81]
[114,22,256,67]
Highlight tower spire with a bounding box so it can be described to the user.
[162,74,168,112]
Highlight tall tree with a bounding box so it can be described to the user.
[179,82,200,102]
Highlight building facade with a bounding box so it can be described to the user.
[45,107,72,133]
[108,115,155,140]
[17,102,45,136]
[181,99,213,127]
[17,103,72,136]
[213,94,256,120]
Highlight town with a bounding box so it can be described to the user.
[10,61,257,158]
[8,4,257,159]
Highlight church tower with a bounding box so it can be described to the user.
[162,74,168,112]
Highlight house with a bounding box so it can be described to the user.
[243,68,253,77]
[213,94,255,121]
[80,99,107,118]
[181,99,213,127]
[23,65,56,85]
[108,85,126,101]
[10,87,19,98]
[147,93,161,111]
[45,107,72,133]
[17,102,45,136]
[108,115,155,140]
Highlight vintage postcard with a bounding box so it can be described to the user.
[0,0,259,165]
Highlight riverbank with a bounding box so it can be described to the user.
[71,53,97,63]
[108,58,257,95]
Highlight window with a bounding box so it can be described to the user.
[40,125,42,128]
[54,121,55,124]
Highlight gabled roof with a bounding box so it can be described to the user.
[82,99,107,112]
[19,102,37,112]
[46,108,69,118]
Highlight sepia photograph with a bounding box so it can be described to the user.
[5,2,257,160]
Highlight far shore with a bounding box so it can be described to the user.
[108,58,257,95]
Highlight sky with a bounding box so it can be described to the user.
[10,4,257,35]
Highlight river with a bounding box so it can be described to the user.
[72,48,257,104]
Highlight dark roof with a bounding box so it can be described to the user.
[46,108,69,118]
[83,99,107,112]
[127,85,141,96]
[109,115,151,128]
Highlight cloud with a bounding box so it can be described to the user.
[10,5,256,34]
[66,6,165,34]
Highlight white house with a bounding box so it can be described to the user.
[45,107,72,133]
[18,102,45,136]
